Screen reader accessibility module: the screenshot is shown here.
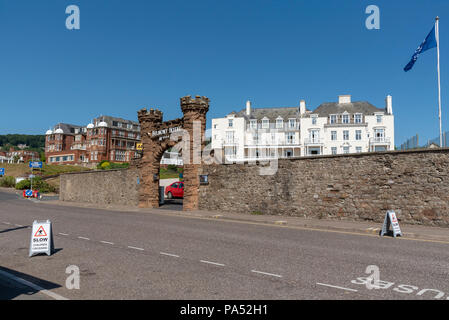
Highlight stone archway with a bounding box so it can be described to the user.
[136,95,209,210]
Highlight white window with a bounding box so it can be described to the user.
[331,147,337,155]
[288,119,296,129]
[226,131,234,143]
[343,146,350,154]
[355,130,362,140]
[343,130,349,140]
[331,131,337,141]
[286,132,295,144]
[276,118,283,129]
[262,119,269,129]
[214,124,217,129]
[356,147,362,153]
[271,132,276,144]
[310,129,320,142]
[250,120,257,129]
[342,114,349,124]
[355,114,362,123]
[330,115,337,124]
[376,115,383,123]
[228,119,233,128]
[311,115,317,125]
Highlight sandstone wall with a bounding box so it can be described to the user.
[60,168,140,207]
[199,149,449,227]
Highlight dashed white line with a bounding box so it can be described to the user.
[251,270,283,278]
[15,224,23,227]
[78,236,90,241]
[128,246,144,251]
[160,252,179,258]
[100,241,114,245]
[200,260,225,267]
[58,233,69,236]
[316,282,358,292]
[3,222,11,225]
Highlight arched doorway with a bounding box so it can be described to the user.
[136,95,209,210]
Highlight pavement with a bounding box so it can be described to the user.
[1,187,449,300]
[3,186,446,243]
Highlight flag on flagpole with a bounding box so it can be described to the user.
[404,25,437,71]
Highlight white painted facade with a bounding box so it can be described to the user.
[211,95,395,162]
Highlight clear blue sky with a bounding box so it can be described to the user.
[0,0,448,146]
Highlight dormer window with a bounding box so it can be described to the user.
[330,115,337,124]
[250,120,257,129]
[288,119,296,129]
[262,118,269,129]
[276,117,283,129]
[355,113,362,124]
[342,114,349,124]
[311,115,318,125]
[228,119,233,128]
[376,114,383,123]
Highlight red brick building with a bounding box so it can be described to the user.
[45,116,141,166]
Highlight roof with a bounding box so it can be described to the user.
[233,107,302,121]
[312,101,385,117]
[52,123,84,135]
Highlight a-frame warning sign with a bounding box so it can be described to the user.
[34,225,47,237]
[29,220,54,257]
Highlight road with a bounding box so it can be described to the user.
[1,190,449,300]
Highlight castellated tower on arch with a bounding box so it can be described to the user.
[136,95,209,210]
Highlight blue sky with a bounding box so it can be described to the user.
[0,0,448,146]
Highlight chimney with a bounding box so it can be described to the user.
[246,100,251,116]
[338,95,351,104]
[300,99,306,115]
[385,95,393,114]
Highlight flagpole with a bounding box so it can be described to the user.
[436,16,443,147]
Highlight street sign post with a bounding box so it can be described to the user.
[29,220,54,257]
[380,210,402,237]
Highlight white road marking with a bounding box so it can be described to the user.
[58,233,69,236]
[160,252,179,258]
[3,222,11,225]
[0,269,69,300]
[200,260,225,266]
[78,236,90,241]
[15,224,23,227]
[316,282,358,292]
[128,246,144,251]
[100,241,114,245]
[251,270,282,278]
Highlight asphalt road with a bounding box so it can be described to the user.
[1,190,449,300]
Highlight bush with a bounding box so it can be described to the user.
[15,179,31,190]
[0,176,16,188]
[97,161,129,170]
[15,176,56,193]
[100,161,111,170]
[167,164,178,172]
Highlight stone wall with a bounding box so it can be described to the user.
[60,168,140,207]
[198,149,449,227]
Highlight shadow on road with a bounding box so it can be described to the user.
[0,266,63,300]
[0,226,29,234]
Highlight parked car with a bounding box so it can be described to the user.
[165,181,184,199]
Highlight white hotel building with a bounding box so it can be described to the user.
[211,95,394,161]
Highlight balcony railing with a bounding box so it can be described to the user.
[369,137,391,144]
[70,145,87,150]
[304,138,324,145]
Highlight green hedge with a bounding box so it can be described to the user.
[0,176,16,188]
[15,176,56,193]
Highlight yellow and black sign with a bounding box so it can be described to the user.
[136,143,143,151]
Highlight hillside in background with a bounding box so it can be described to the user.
[0,134,45,152]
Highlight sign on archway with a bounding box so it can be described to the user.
[136,96,209,210]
